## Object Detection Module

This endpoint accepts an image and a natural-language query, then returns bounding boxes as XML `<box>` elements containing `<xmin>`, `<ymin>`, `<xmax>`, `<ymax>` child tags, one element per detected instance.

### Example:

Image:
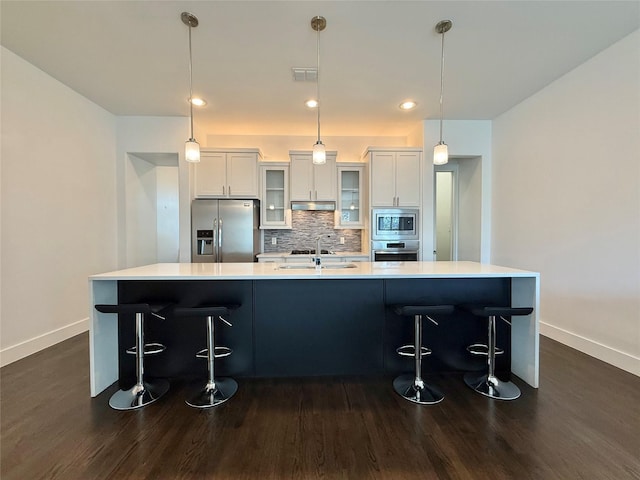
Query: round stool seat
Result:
<box><xmin>461</xmin><ymin>305</ymin><xmax>533</xmax><ymax>318</ymax></box>
<box><xmin>95</xmin><ymin>302</ymin><xmax>172</xmax><ymax>316</ymax></box>
<box><xmin>461</xmin><ymin>304</ymin><xmax>533</xmax><ymax>401</ymax></box>
<box><xmin>173</xmin><ymin>305</ymin><xmax>237</xmax><ymax>318</ymax></box>
<box><xmin>394</xmin><ymin>305</ymin><xmax>454</xmax><ymax>317</ymax></box>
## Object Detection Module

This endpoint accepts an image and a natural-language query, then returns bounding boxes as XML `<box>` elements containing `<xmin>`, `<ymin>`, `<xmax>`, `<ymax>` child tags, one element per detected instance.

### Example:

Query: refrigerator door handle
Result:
<box><xmin>218</xmin><ymin>217</ymin><xmax>223</xmax><ymax>262</ymax></box>
<box><xmin>212</xmin><ymin>218</ymin><xmax>218</xmax><ymax>262</ymax></box>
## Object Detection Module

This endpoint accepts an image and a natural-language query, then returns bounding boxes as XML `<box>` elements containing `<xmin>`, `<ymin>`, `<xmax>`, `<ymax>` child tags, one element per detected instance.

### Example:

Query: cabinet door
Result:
<box><xmin>227</xmin><ymin>152</ymin><xmax>258</xmax><ymax>198</ymax></box>
<box><xmin>313</xmin><ymin>155</ymin><xmax>336</xmax><ymax>201</ymax></box>
<box><xmin>195</xmin><ymin>152</ymin><xmax>226</xmax><ymax>197</ymax></box>
<box><xmin>290</xmin><ymin>155</ymin><xmax>313</xmax><ymax>201</ymax></box>
<box><xmin>260</xmin><ymin>166</ymin><xmax>291</xmax><ymax>229</ymax></box>
<box><xmin>337</xmin><ymin>167</ymin><xmax>364</xmax><ymax>228</ymax></box>
<box><xmin>370</xmin><ymin>152</ymin><xmax>396</xmax><ymax>207</ymax></box>
<box><xmin>395</xmin><ymin>151</ymin><xmax>421</xmax><ymax>207</ymax></box>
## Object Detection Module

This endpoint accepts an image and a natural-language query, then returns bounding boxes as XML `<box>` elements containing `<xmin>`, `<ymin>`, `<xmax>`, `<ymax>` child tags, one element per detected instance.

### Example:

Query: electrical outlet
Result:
<box><xmin>272</xmin><ymin>237</ymin><xmax>277</xmax><ymax>245</ymax></box>
<box><xmin>339</xmin><ymin>237</ymin><xmax>345</xmax><ymax>245</ymax></box>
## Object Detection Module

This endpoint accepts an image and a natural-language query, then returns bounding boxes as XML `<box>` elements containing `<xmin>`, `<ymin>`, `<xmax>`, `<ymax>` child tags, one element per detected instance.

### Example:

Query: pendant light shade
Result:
<box><xmin>182</xmin><ymin>12</ymin><xmax>200</xmax><ymax>163</ymax></box>
<box><xmin>185</xmin><ymin>139</ymin><xmax>200</xmax><ymax>162</ymax></box>
<box><xmin>311</xmin><ymin>16</ymin><xmax>327</xmax><ymax>165</ymax></box>
<box><xmin>313</xmin><ymin>141</ymin><xmax>326</xmax><ymax>164</ymax></box>
<box><xmin>434</xmin><ymin>20</ymin><xmax>452</xmax><ymax>166</ymax></box>
<box><xmin>433</xmin><ymin>142</ymin><xmax>448</xmax><ymax>165</ymax></box>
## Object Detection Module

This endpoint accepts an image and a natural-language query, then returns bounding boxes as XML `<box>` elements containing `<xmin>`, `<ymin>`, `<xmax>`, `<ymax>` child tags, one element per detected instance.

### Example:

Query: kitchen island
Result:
<box><xmin>89</xmin><ymin>261</ymin><xmax>539</xmax><ymax>397</ymax></box>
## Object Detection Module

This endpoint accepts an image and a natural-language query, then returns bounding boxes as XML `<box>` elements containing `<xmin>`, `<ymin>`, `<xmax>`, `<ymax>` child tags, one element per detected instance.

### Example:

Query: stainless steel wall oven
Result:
<box><xmin>371</xmin><ymin>240</ymin><xmax>420</xmax><ymax>262</ymax></box>
<box><xmin>371</xmin><ymin>208</ymin><xmax>420</xmax><ymax>261</ymax></box>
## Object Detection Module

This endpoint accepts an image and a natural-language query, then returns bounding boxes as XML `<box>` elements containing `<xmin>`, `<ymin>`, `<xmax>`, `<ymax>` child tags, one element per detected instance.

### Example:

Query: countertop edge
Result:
<box><xmin>89</xmin><ymin>262</ymin><xmax>540</xmax><ymax>281</ymax></box>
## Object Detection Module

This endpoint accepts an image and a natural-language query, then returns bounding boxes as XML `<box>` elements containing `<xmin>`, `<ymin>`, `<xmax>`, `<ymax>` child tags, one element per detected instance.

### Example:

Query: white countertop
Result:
<box><xmin>90</xmin><ymin>261</ymin><xmax>539</xmax><ymax>281</ymax></box>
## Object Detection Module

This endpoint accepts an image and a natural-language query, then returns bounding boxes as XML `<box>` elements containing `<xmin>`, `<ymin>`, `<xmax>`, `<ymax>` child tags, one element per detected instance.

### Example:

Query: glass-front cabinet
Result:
<box><xmin>260</xmin><ymin>162</ymin><xmax>291</xmax><ymax>229</ymax></box>
<box><xmin>336</xmin><ymin>164</ymin><xmax>365</xmax><ymax>228</ymax></box>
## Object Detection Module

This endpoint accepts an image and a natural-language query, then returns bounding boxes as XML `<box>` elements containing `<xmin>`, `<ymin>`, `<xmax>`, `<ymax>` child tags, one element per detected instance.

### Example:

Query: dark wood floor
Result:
<box><xmin>1</xmin><ymin>334</ymin><xmax>639</xmax><ymax>480</ymax></box>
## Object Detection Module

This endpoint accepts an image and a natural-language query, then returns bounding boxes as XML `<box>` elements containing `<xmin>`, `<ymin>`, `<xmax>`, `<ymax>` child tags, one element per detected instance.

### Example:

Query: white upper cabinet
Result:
<box><xmin>289</xmin><ymin>151</ymin><xmax>337</xmax><ymax>201</ymax></box>
<box><xmin>336</xmin><ymin>163</ymin><xmax>366</xmax><ymax>228</ymax></box>
<box><xmin>194</xmin><ymin>148</ymin><xmax>262</xmax><ymax>198</ymax></box>
<box><xmin>259</xmin><ymin>162</ymin><xmax>291</xmax><ymax>229</ymax></box>
<box><xmin>366</xmin><ymin>148</ymin><xmax>421</xmax><ymax>207</ymax></box>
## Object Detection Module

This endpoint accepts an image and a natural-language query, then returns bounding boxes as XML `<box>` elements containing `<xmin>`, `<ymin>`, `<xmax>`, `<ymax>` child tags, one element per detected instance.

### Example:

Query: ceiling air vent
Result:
<box><xmin>292</xmin><ymin>67</ymin><xmax>318</xmax><ymax>82</ymax></box>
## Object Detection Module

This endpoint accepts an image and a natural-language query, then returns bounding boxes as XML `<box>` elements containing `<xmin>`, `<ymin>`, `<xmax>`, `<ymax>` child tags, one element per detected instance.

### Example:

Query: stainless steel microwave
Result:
<box><xmin>371</xmin><ymin>208</ymin><xmax>419</xmax><ymax>240</ymax></box>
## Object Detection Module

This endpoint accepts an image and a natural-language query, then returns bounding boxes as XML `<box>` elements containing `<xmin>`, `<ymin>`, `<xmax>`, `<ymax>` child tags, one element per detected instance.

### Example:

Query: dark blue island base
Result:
<box><xmin>116</xmin><ymin>278</ymin><xmax>512</xmax><ymax>389</ymax></box>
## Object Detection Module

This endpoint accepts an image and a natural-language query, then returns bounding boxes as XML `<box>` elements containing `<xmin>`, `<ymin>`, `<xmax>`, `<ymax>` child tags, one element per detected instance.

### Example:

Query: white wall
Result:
<box><xmin>156</xmin><ymin>166</ymin><xmax>180</xmax><ymax>263</ymax></box>
<box><xmin>115</xmin><ymin>117</ymin><xmax>190</xmax><ymax>267</ymax></box>
<box><xmin>124</xmin><ymin>157</ymin><xmax>180</xmax><ymax>266</ymax></box>
<box><xmin>456</xmin><ymin>157</ymin><xmax>483</xmax><ymax>261</ymax></box>
<box><xmin>125</xmin><ymin>154</ymin><xmax>159</xmax><ymax>267</ymax></box>
<box><xmin>205</xmin><ymin>134</ymin><xmax>410</xmax><ymax>162</ymax></box>
<box><xmin>0</xmin><ymin>46</ymin><xmax>118</xmax><ymax>366</ymax></box>
<box><xmin>492</xmin><ymin>31</ymin><xmax>640</xmax><ymax>375</ymax></box>
<box><xmin>423</xmin><ymin>120</ymin><xmax>492</xmax><ymax>262</ymax></box>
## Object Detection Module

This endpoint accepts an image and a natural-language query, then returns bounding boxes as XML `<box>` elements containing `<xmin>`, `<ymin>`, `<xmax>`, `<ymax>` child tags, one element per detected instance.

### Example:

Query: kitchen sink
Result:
<box><xmin>276</xmin><ymin>263</ymin><xmax>358</xmax><ymax>270</ymax></box>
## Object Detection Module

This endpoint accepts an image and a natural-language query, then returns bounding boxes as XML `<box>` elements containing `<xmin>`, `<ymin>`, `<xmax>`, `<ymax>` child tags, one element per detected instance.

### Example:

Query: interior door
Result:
<box><xmin>434</xmin><ymin>168</ymin><xmax>457</xmax><ymax>261</ymax></box>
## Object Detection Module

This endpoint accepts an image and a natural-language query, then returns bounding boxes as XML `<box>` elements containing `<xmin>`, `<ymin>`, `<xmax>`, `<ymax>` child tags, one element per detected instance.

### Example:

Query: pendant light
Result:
<box><xmin>434</xmin><ymin>20</ymin><xmax>452</xmax><ymax>166</ymax></box>
<box><xmin>311</xmin><ymin>16</ymin><xmax>327</xmax><ymax>165</ymax></box>
<box><xmin>182</xmin><ymin>12</ymin><xmax>200</xmax><ymax>163</ymax></box>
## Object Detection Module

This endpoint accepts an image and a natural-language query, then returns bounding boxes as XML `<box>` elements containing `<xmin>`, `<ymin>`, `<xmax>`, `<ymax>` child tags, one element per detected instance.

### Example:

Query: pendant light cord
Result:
<box><xmin>316</xmin><ymin>16</ymin><xmax>321</xmax><ymax>143</ymax></box>
<box><xmin>438</xmin><ymin>27</ymin><xmax>445</xmax><ymax>144</ymax></box>
<box><xmin>188</xmin><ymin>22</ymin><xmax>194</xmax><ymax>140</ymax></box>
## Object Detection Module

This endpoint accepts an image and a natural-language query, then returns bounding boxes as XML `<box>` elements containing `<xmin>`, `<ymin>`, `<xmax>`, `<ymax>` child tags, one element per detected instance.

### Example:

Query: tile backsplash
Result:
<box><xmin>263</xmin><ymin>211</ymin><xmax>362</xmax><ymax>252</ymax></box>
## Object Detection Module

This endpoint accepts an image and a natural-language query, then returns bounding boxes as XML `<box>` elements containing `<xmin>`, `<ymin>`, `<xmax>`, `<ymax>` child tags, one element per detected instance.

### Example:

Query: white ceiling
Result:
<box><xmin>2</xmin><ymin>1</ymin><xmax>638</xmax><ymax>137</ymax></box>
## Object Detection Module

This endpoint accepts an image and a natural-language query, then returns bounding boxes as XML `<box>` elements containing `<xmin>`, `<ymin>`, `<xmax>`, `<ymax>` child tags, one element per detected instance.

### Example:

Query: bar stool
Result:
<box><xmin>461</xmin><ymin>305</ymin><xmax>533</xmax><ymax>400</ymax></box>
<box><xmin>173</xmin><ymin>305</ymin><xmax>239</xmax><ymax>408</ymax></box>
<box><xmin>392</xmin><ymin>305</ymin><xmax>454</xmax><ymax>404</ymax></box>
<box><xmin>94</xmin><ymin>302</ymin><xmax>171</xmax><ymax>410</ymax></box>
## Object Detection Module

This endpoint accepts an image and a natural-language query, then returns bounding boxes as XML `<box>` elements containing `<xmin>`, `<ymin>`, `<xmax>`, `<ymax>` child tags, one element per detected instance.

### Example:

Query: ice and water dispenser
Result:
<box><xmin>196</xmin><ymin>229</ymin><xmax>214</xmax><ymax>256</ymax></box>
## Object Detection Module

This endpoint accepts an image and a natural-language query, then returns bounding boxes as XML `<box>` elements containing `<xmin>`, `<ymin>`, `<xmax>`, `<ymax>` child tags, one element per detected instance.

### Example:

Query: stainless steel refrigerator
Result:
<box><xmin>191</xmin><ymin>199</ymin><xmax>260</xmax><ymax>263</ymax></box>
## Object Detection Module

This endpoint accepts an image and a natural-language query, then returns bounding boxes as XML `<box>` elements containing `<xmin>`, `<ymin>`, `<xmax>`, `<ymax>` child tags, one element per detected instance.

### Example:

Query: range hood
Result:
<box><xmin>291</xmin><ymin>201</ymin><xmax>336</xmax><ymax>211</ymax></box>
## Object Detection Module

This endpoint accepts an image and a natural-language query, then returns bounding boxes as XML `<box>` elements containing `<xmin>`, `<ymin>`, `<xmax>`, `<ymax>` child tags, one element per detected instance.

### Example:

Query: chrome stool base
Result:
<box><xmin>109</xmin><ymin>379</ymin><xmax>170</xmax><ymax>410</ymax></box>
<box><xmin>464</xmin><ymin>372</ymin><xmax>521</xmax><ymax>401</ymax></box>
<box><xmin>393</xmin><ymin>373</ymin><xmax>444</xmax><ymax>405</ymax></box>
<box><xmin>186</xmin><ymin>377</ymin><xmax>238</xmax><ymax>408</ymax></box>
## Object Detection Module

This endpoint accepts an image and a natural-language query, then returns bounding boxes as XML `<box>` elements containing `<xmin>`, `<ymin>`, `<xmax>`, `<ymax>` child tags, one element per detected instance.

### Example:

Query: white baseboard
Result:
<box><xmin>540</xmin><ymin>321</ymin><xmax>640</xmax><ymax>377</ymax></box>
<box><xmin>0</xmin><ymin>318</ymin><xmax>89</xmax><ymax>367</ymax></box>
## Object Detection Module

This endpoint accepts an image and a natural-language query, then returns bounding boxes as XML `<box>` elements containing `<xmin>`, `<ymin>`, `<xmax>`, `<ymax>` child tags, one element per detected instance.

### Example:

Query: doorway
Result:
<box><xmin>125</xmin><ymin>152</ymin><xmax>179</xmax><ymax>267</ymax></box>
<box><xmin>434</xmin><ymin>157</ymin><xmax>483</xmax><ymax>262</ymax></box>
<box><xmin>434</xmin><ymin>166</ymin><xmax>458</xmax><ymax>261</ymax></box>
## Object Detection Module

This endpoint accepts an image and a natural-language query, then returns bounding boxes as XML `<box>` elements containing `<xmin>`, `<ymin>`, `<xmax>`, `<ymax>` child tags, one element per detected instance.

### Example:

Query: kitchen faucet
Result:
<box><xmin>314</xmin><ymin>234</ymin><xmax>332</xmax><ymax>267</ymax></box>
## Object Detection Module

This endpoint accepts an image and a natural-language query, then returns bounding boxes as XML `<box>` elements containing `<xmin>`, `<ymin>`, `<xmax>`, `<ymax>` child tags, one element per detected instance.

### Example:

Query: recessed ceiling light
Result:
<box><xmin>399</xmin><ymin>101</ymin><xmax>417</xmax><ymax>110</ymax></box>
<box><xmin>305</xmin><ymin>99</ymin><xmax>318</xmax><ymax>108</ymax></box>
<box><xmin>189</xmin><ymin>97</ymin><xmax>207</xmax><ymax>107</ymax></box>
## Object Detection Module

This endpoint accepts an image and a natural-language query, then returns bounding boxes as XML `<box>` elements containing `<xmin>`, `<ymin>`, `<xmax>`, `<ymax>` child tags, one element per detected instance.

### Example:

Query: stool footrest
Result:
<box><xmin>126</xmin><ymin>343</ymin><xmax>166</xmax><ymax>356</ymax></box>
<box><xmin>466</xmin><ymin>343</ymin><xmax>504</xmax><ymax>356</ymax></box>
<box><xmin>396</xmin><ymin>345</ymin><xmax>431</xmax><ymax>357</ymax></box>
<box><xmin>196</xmin><ymin>346</ymin><xmax>233</xmax><ymax>359</ymax></box>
